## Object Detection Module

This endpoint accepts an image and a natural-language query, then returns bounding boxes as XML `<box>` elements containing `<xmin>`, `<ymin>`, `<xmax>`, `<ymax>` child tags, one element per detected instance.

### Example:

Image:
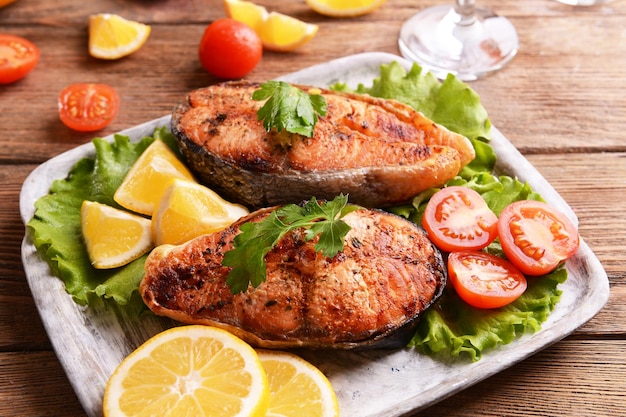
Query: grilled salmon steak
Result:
<box><xmin>140</xmin><ymin>206</ymin><xmax>446</xmax><ymax>349</ymax></box>
<box><xmin>171</xmin><ymin>80</ymin><xmax>475</xmax><ymax>209</ymax></box>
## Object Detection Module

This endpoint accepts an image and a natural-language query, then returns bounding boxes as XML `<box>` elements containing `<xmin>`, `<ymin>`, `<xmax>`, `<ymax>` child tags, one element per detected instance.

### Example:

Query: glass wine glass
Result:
<box><xmin>398</xmin><ymin>0</ymin><xmax>519</xmax><ymax>81</ymax></box>
<box><xmin>554</xmin><ymin>0</ymin><xmax>612</xmax><ymax>4</ymax></box>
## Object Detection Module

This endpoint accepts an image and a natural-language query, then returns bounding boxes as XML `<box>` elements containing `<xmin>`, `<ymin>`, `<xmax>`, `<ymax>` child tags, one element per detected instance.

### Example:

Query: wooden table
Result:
<box><xmin>2</xmin><ymin>0</ymin><xmax>625</xmax><ymax>416</ymax></box>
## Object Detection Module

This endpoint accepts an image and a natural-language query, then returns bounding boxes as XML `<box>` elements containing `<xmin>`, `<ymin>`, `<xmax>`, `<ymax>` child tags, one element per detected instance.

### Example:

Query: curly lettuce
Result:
<box><xmin>410</xmin><ymin>268</ymin><xmax>566</xmax><ymax>361</ymax></box>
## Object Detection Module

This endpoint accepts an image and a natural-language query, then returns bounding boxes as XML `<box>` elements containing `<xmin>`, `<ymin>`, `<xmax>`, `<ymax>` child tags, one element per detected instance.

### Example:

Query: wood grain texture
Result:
<box><xmin>1</xmin><ymin>0</ymin><xmax>625</xmax><ymax>416</ymax></box>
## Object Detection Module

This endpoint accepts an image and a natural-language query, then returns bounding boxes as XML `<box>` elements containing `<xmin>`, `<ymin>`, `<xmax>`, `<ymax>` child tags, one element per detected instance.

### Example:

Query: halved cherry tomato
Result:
<box><xmin>498</xmin><ymin>200</ymin><xmax>579</xmax><ymax>276</ymax></box>
<box><xmin>0</xmin><ymin>34</ymin><xmax>40</xmax><ymax>84</ymax></box>
<box><xmin>422</xmin><ymin>186</ymin><xmax>498</xmax><ymax>252</ymax></box>
<box><xmin>198</xmin><ymin>18</ymin><xmax>262</xmax><ymax>79</ymax></box>
<box><xmin>448</xmin><ymin>251</ymin><xmax>528</xmax><ymax>309</ymax></box>
<box><xmin>58</xmin><ymin>83</ymin><xmax>120</xmax><ymax>132</ymax></box>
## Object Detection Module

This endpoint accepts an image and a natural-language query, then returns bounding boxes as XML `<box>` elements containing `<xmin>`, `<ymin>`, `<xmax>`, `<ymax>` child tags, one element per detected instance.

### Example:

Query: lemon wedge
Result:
<box><xmin>103</xmin><ymin>325</ymin><xmax>270</xmax><ymax>417</ymax></box>
<box><xmin>223</xmin><ymin>0</ymin><xmax>268</xmax><ymax>31</ymax></box>
<box><xmin>258</xmin><ymin>350</ymin><xmax>340</xmax><ymax>417</ymax></box>
<box><xmin>113</xmin><ymin>139</ymin><xmax>196</xmax><ymax>216</ymax></box>
<box><xmin>89</xmin><ymin>13</ymin><xmax>151</xmax><ymax>60</ymax></box>
<box><xmin>80</xmin><ymin>200</ymin><xmax>153</xmax><ymax>269</ymax></box>
<box><xmin>224</xmin><ymin>0</ymin><xmax>318</xmax><ymax>51</ymax></box>
<box><xmin>152</xmin><ymin>179</ymin><xmax>249</xmax><ymax>246</ymax></box>
<box><xmin>305</xmin><ymin>0</ymin><xmax>387</xmax><ymax>17</ymax></box>
<box><xmin>258</xmin><ymin>12</ymin><xmax>318</xmax><ymax>52</ymax></box>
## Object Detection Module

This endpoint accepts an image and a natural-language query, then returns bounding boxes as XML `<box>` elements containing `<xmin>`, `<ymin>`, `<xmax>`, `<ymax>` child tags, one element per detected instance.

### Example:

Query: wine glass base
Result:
<box><xmin>398</xmin><ymin>5</ymin><xmax>519</xmax><ymax>81</ymax></box>
<box><xmin>554</xmin><ymin>0</ymin><xmax>612</xmax><ymax>5</ymax></box>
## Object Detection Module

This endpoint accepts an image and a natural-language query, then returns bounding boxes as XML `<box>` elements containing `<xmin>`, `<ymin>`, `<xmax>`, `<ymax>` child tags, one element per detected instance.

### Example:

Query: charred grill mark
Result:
<box><xmin>333</xmin><ymin>130</ymin><xmax>351</xmax><ymax>141</ymax></box>
<box><xmin>197</xmin><ymin>299</ymin><xmax>227</xmax><ymax>314</ymax></box>
<box><xmin>402</xmin><ymin>144</ymin><xmax>431</xmax><ymax>160</ymax></box>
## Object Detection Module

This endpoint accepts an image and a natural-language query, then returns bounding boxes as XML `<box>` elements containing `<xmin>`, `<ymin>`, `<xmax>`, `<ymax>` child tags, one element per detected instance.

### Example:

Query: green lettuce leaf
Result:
<box><xmin>332</xmin><ymin>61</ymin><xmax>492</xmax><ymax>141</ymax></box>
<box><xmin>409</xmin><ymin>268</ymin><xmax>566</xmax><ymax>361</ymax></box>
<box><xmin>27</xmin><ymin>127</ymin><xmax>176</xmax><ymax>306</ymax></box>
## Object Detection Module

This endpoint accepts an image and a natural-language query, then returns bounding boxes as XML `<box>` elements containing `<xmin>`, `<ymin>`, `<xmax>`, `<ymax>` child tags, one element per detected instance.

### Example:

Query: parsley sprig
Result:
<box><xmin>222</xmin><ymin>195</ymin><xmax>359</xmax><ymax>293</ymax></box>
<box><xmin>252</xmin><ymin>80</ymin><xmax>327</xmax><ymax>137</ymax></box>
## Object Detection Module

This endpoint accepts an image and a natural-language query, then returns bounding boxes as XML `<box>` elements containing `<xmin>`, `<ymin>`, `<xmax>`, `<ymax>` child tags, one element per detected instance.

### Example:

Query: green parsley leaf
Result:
<box><xmin>252</xmin><ymin>80</ymin><xmax>327</xmax><ymax>137</ymax></box>
<box><xmin>222</xmin><ymin>194</ymin><xmax>359</xmax><ymax>293</ymax></box>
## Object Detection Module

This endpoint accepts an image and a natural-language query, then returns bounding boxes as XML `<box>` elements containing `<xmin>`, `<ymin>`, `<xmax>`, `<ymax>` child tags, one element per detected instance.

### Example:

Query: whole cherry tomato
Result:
<box><xmin>198</xmin><ymin>18</ymin><xmax>262</xmax><ymax>79</ymax></box>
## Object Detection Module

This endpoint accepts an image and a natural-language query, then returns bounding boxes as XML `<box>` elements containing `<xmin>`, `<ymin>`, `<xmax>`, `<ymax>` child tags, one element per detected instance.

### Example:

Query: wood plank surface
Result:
<box><xmin>1</xmin><ymin>0</ymin><xmax>625</xmax><ymax>416</ymax></box>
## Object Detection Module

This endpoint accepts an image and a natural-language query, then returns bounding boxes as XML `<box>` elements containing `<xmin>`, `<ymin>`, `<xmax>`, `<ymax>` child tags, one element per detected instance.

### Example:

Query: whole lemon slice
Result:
<box><xmin>89</xmin><ymin>13</ymin><xmax>151</xmax><ymax>60</ymax></box>
<box><xmin>152</xmin><ymin>179</ymin><xmax>249</xmax><ymax>246</ymax></box>
<box><xmin>258</xmin><ymin>350</ymin><xmax>340</xmax><ymax>417</ymax></box>
<box><xmin>80</xmin><ymin>200</ymin><xmax>153</xmax><ymax>269</ymax></box>
<box><xmin>224</xmin><ymin>0</ymin><xmax>318</xmax><ymax>52</ymax></box>
<box><xmin>305</xmin><ymin>0</ymin><xmax>387</xmax><ymax>17</ymax></box>
<box><xmin>103</xmin><ymin>325</ymin><xmax>270</xmax><ymax>417</ymax></box>
<box><xmin>113</xmin><ymin>139</ymin><xmax>196</xmax><ymax>216</ymax></box>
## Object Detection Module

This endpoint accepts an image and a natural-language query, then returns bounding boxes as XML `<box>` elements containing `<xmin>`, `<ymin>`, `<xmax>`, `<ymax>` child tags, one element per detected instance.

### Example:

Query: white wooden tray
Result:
<box><xmin>20</xmin><ymin>52</ymin><xmax>609</xmax><ymax>417</ymax></box>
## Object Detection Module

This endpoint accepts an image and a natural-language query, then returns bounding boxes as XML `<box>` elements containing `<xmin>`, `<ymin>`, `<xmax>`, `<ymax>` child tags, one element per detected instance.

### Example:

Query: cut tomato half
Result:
<box><xmin>0</xmin><ymin>34</ymin><xmax>40</xmax><ymax>84</ymax></box>
<box><xmin>422</xmin><ymin>186</ymin><xmax>498</xmax><ymax>252</ymax></box>
<box><xmin>498</xmin><ymin>200</ymin><xmax>579</xmax><ymax>276</ymax></box>
<box><xmin>448</xmin><ymin>251</ymin><xmax>528</xmax><ymax>309</ymax></box>
<box><xmin>58</xmin><ymin>83</ymin><xmax>120</xmax><ymax>132</ymax></box>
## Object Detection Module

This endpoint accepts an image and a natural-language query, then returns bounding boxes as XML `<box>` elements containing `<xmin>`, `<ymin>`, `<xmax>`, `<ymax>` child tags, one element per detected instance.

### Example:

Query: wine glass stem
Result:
<box><xmin>454</xmin><ymin>0</ymin><xmax>477</xmax><ymax>25</ymax></box>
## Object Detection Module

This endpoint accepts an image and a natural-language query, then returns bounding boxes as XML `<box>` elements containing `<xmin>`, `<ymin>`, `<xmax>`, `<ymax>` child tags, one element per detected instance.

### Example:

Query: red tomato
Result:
<box><xmin>448</xmin><ymin>251</ymin><xmax>527</xmax><ymax>309</ymax></box>
<box><xmin>198</xmin><ymin>18</ymin><xmax>262</xmax><ymax>79</ymax></box>
<box><xmin>498</xmin><ymin>200</ymin><xmax>579</xmax><ymax>276</ymax></box>
<box><xmin>422</xmin><ymin>186</ymin><xmax>498</xmax><ymax>252</ymax></box>
<box><xmin>0</xmin><ymin>34</ymin><xmax>40</xmax><ymax>84</ymax></box>
<box><xmin>58</xmin><ymin>83</ymin><xmax>120</xmax><ymax>132</ymax></box>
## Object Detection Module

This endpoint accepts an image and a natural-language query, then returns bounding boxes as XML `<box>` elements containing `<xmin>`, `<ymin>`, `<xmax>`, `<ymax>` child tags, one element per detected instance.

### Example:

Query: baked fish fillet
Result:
<box><xmin>171</xmin><ymin>80</ymin><xmax>475</xmax><ymax>209</ymax></box>
<box><xmin>140</xmin><ymin>206</ymin><xmax>446</xmax><ymax>349</ymax></box>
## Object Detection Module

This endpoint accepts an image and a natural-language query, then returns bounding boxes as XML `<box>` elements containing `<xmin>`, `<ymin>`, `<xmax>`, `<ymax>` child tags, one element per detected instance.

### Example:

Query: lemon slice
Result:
<box><xmin>89</xmin><ymin>13</ymin><xmax>151</xmax><ymax>60</ymax></box>
<box><xmin>224</xmin><ymin>0</ymin><xmax>318</xmax><ymax>52</ymax></box>
<box><xmin>103</xmin><ymin>325</ymin><xmax>270</xmax><ymax>417</ymax></box>
<box><xmin>258</xmin><ymin>350</ymin><xmax>340</xmax><ymax>417</ymax></box>
<box><xmin>80</xmin><ymin>200</ymin><xmax>153</xmax><ymax>269</ymax></box>
<box><xmin>305</xmin><ymin>0</ymin><xmax>387</xmax><ymax>17</ymax></box>
<box><xmin>152</xmin><ymin>179</ymin><xmax>249</xmax><ymax>246</ymax></box>
<box><xmin>113</xmin><ymin>139</ymin><xmax>196</xmax><ymax>216</ymax></box>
